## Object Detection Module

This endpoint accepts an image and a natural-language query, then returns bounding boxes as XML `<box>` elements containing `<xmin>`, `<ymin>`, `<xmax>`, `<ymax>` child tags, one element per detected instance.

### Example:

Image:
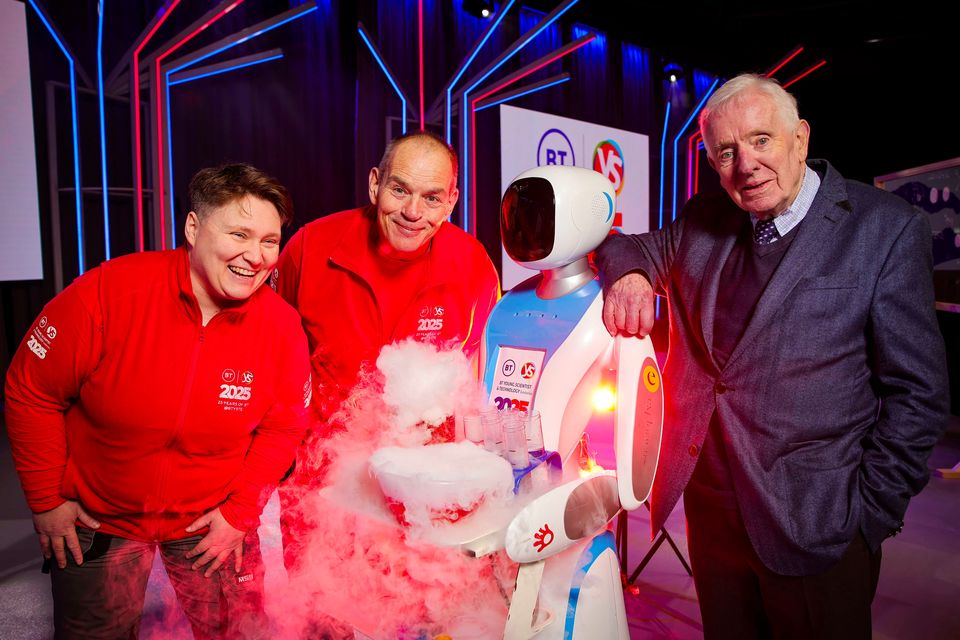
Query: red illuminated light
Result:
<box><xmin>765</xmin><ymin>46</ymin><xmax>804</xmax><ymax>79</ymax></box>
<box><xmin>133</xmin><ymin>0</ymin><xmax>182</xmax><ymax>251</ymax></box>
<box><xmin>154</xmin><ymin>0</ymin><xmax>245</xmax><ymax>249</ymax></box>
<box><xmin>782</xmin><ymin>60</ymin><xmax>827</xmax><ymax>89</ymax></box>
<box><xmin>418</xmin><ymin>0</ymin><xmax>425</xmax><ymax>131</ymax></box>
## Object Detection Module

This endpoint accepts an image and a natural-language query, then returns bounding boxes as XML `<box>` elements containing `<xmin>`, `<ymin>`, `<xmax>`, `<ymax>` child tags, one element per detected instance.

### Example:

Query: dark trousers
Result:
<box><xmin>51</xmin><ymin>528</ymin><xmax>267</xmax><ymax>640</ymax></box>
<box><xmin>683</xmin><ymin>490</ymin><xmax>881</xmax><ymax>640</ymax></box>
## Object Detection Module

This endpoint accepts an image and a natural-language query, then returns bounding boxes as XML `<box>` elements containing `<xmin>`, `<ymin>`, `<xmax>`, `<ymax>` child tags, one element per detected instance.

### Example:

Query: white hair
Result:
<box><xmin>699</xmin><ymin>73</ymin><xmax>800</xmax><ymax>135</ymax></box>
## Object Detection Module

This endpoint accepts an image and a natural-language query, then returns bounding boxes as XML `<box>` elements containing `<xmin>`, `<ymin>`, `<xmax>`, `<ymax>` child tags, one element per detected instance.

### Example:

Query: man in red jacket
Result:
<box><xmin>5</xmin><ymin>164</ymin><xmax>311</xmax><ymax>638</ymax></box>
<box><xmin>273</xmin><ymin>131</ymin><xmax>500</xmax><ymax>571</ymax></box>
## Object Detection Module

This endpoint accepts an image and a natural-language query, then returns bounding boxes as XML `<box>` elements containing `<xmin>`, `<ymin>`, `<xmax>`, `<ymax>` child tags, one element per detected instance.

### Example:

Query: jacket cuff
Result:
<box><xmin>218</xmin><ymin>500</ymin><xmax>259</xmax><ymax>532</ymax></box>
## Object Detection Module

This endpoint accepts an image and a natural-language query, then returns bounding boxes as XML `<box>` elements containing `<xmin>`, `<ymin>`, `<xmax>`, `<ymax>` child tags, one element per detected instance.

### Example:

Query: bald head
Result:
<box><xmin>378</xmin><ymin>131</ymin><xmax>458</xmax><ymax>190</ymax></box>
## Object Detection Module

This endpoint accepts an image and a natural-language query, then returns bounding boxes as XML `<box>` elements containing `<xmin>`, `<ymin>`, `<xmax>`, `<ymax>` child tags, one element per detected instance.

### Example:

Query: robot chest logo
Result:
<box><xmin>537</xmin><ymin>128</ymin><xmax>575</xmax><ymax>166</ymax></box>
<box><xmin>533</xmin><ymin>523</ymin><xmax>555</xmax><ymax>552</ymax></box>
<box><xmin>593</xmin><ymin>139</ymin><xmax>625</xmax><ymax>195</ymax></box>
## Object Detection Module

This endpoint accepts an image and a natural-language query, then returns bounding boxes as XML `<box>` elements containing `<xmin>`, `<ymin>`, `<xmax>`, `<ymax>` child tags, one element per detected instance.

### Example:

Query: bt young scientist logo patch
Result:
<box><xmin>27</xmin><ymin>316</ymin><xmax>57</xmax><ymax>360</ymax></box>
<box><xmin>217</xmin><ymin>365</ymin><xmax>255</xmax><ymax>412</ymax></box>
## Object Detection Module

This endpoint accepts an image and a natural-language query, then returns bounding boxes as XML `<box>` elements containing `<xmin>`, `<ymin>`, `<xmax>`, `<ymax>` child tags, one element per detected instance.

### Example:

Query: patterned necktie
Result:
<box><xmin>754</xmin><ymin>217</ymin><xmax>780</xmax><ymax>245</ymax></box>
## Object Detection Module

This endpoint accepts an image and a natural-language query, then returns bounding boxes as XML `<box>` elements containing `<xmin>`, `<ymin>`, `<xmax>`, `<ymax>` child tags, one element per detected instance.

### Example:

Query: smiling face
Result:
<box><xmin>184</xmin><ymin>194</ymin><xmax>282</xmax><ymax>319</ymax></box>
<box><xmin>368</xmin><ymin>139</ymin><xmax>459</xmax><ymax>257</ymax></box>
<box><xmin>703</xmin><ymin>89</ymin><xmax>810</xmax><ymax>219</ymax></box>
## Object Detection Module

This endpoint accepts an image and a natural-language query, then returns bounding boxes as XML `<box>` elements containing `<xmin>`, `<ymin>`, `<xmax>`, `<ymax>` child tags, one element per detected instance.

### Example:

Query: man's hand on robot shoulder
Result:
<box><xmin>33</xmin><ymin>500</ymin><xmax>101</xmax><ymax>569</ymax></box>
<box><xmin>602</xmin><ymin>272</ymin><xmax>655</xmax><ymax>338</ymax></box>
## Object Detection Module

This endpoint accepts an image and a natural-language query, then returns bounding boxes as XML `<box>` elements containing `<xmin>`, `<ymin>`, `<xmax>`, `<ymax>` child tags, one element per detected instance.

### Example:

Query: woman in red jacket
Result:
<box><xmin>4</xmin><ymin>164</ymin><xmax>311</xmax><ymax>638</ymax></box>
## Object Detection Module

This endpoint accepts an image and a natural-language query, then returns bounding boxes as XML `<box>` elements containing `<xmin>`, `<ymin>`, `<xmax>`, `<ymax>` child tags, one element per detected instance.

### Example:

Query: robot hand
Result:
<box><xmin>504</xmin><ymin>471</ymin><xmax>620</xmax><ymax>563</ymax></box>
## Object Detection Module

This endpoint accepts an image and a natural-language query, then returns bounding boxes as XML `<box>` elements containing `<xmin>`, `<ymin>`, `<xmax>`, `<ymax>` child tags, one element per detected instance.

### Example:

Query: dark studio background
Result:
<box><xmin>0</xmin><ymin>0</ymin><xmax>957</xmax><ymax>411</ymax></box>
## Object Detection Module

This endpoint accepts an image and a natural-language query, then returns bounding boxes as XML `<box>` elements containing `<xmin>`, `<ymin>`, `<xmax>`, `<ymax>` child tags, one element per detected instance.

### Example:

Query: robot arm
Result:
<box><xmin>614</xmin><ymin>334</ymin><xmax>663</xmax><ymax>511</ymax></box>
<box><xmin>502</xmin><ymin>334</ymin><xmax>662</xmax><ymax>563</ymax></box>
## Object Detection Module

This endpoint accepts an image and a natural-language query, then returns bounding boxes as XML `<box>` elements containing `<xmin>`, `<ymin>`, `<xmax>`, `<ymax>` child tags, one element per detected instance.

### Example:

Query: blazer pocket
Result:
<box><xmin>797</xmin><ymin>273</ymin><xmax>860</xmax><ymax>291</ymax></box>
<box><xmin>795</xmin><ymin>273</ymin><xmax>859</xmax><ymax>290</ymax></box>
<box><xmin>783</xmin><ymin>459</ymin><xmax>855</xmax><ymax>549</ymax></box>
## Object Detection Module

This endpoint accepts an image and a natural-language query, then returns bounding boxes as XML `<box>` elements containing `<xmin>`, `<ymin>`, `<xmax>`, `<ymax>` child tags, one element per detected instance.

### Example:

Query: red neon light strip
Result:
<box><xmin>154</xmin><ymin>60</ymin><xmax>166</xmax><ymax>249</ymax></box>
<box><xmin>154</xmin><ymin>0</ymin><xmax>244</xmax><ymax>249</ymax></box>
<box><xmin>694</xmin><ymin>140</ymin><xmax>701</xmax><ymax>195</ymax></box>
<box><xmin>687</xmin><ymin>132</ymin><xmax>695</xmax><ymax>199</ymax></box>
<box><xmin>418</xmin><ymin>0</ymin><xmax>425</xmax><ymax>130</ymax></box>
<box><xmin>470</xmin><ymin>104</ymin><xmax>477</xmax><ymax>235</ymax></box>
<box><xmin>474</xmin><ymin>36</ymin><xmax>595</xmax><ymax>104</ymax></box>
<box><xmin>687</xmin><ymin>131</ymin><xmax>702</xmax><ymax>199</ymax></box>
<box><xmin>782</xmin><ymin>60</ymin><xmax>827</xmax><ymax>89</ymax></box>
<box><xmin>133</xmin><ymin>0</ymin><xmax>181</xmax><ymax>251</ymax></box>
<box><xmin>470</xmin><ymin>36</ymin><xmax>596</xmax><ymax>232</ymax></box>
<box><xmin>765</xmin><ymin>46</ymin><xmax>803</xmax><ymax>79</ymax></box>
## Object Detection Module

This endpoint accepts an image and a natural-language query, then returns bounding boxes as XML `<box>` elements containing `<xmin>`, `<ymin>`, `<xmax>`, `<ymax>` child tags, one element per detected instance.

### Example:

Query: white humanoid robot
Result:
<box><xmin>481</xmin><ymin>165</ymin><xmax>664</xmax><ymax>639</ymax></box>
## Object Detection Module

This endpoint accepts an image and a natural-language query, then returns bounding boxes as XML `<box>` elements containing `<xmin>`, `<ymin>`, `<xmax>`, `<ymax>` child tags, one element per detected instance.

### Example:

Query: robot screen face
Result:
<box><xmin>501</xmin><ymin>177</ymin><xmax>556</xmax><ymax>262</ymax></box>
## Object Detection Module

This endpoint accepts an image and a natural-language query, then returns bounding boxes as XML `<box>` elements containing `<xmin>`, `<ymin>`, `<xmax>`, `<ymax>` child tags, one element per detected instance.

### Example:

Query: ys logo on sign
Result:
<box><xmin>593</xmin><ymin>139</ymin><xmax>625</xmax><ymax>195</ymax></box>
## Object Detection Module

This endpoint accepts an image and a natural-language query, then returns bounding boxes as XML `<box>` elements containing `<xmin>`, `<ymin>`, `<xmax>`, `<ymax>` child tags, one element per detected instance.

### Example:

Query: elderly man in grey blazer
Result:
<box><xmin>597</xmin><ymin>74</ymin><xmax>948</xmax><ymax>638</ymax></box>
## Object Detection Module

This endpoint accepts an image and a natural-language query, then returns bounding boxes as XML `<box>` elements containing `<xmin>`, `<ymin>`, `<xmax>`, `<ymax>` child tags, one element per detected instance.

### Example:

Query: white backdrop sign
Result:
<box><xmin>0</xmin><ymin>0</ymin><xmax>43</xmax><ymax>281</ymax></box>
<box><xmin>499</xmin><ymin>105</ymin><xmax>649</xmax><ymax>289</ymax></box>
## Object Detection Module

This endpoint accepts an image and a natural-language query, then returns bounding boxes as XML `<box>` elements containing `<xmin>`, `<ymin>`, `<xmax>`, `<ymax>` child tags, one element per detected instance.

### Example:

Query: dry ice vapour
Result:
<box><xmin>275</xmin><ymin>339</ymin><xmax>517</xmax><ymax>639</ymax></box>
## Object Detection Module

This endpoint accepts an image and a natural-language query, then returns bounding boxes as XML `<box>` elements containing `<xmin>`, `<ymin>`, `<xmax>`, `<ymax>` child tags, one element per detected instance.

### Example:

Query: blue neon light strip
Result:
<box><xmin>462</xmin><ymin>0</ymin><xmax>580</xmax><ymax>233</ymax></box>
<box><xmin>444</xmin><ymin>0</ymin><xmax>515</xmax><ymax>142</ymax></box>
<box><xmin>474</xmin><ymin>75</ymin><xmax>569</xmax><ymax>112</ymax></box>
<box><xmin>357</xmin><ymin>27</ymin><xmax>406</xmax><ymax>135</ymax></box>
<box><xmin>166</xmin><ymin>7</ymin><xmax>317</xmax><ymax>76</ymax></box>
<box><xmin>671</xmin><ymin>78</ymin><xmax>718</xmax><ymax>221</ymax></box>
<box><xmin>169</xmin><ymin>53</ymin><xmax>284</xmax><ymax>86</ymax></box>
<box><xmin>97</xmin><ymin>0</ymin><xmax>110</xmax><ymax>260</ymax></box>
<box><xmin>27</xmin><ymin>0</ymin><xmax>84</xmax><ymax>274</ymax></box>
<box><xmin>658</xmin><ymin>101</ymin><xmax>671</xmax><ymax>231</ymax></box>
<box><xmin>165</xmin><ymin>7</ymin><xmax>316</xmax><ymax>248</ymax></box>
<box><xmin>656</xmin><ymin>101</ymin><xmax>670</xmax><ymax>320</ymax></box>
<box><xmin>166</xmin><ymin>73</ymin><xmax>176</xmax><ymax>247</ymax></box>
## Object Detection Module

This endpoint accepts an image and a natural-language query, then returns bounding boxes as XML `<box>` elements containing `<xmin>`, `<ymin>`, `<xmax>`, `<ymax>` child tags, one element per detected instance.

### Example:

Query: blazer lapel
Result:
<box><xmin>723</xmin><ymin>163</ymin><xmax>848</xmax><ymax>370</ymax></box>
<box><xmin>699</xmin><ymin>231</ymin><xmax>738</xmax><ymax>369</ymax></box>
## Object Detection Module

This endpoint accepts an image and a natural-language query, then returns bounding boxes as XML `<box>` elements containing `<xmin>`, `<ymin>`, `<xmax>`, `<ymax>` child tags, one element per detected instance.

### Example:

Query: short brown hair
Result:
<box><xmin>189</xmin><ymin>163</ymin><xmax>293</xmax><ymax>225</ymax></box>
<box><xmin>378</xmin><ymin>131</ymin><xmax>458</xmax><ymax>183</ymax></box>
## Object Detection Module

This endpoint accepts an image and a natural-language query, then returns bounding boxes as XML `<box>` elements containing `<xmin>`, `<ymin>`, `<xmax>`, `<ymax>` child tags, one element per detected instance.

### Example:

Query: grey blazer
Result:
<box><xmin>596</xmin><ymin>160</ymin><xmax>948</xmax><ymax>576</ymax></box>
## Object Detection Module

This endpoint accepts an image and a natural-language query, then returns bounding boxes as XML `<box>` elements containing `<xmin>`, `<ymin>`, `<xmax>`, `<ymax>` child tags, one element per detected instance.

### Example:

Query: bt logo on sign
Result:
<box><xmin>537</xmin><ymin>128</ymin><xmax>575</xmax><ymax>166</ymax></box>
<box><xmin>593</xmin><ymin>139</ymin><xmax>625</xmax><ymax>195</ymax></box>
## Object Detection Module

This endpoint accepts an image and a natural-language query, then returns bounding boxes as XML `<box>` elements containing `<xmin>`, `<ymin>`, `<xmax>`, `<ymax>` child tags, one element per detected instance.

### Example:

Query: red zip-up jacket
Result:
<box><xmin>273</xmin><ymin>206</ymin><xmax>500</xmax><ymax>423</ymax></box>
<box><xmin>4</xmin><ymin>248</ymin><xmax>311</xmax><ymax>541</ymax></box>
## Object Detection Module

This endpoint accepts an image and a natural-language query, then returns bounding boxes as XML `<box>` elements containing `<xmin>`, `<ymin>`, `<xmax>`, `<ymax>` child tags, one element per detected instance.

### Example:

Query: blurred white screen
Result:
<box><xmin>0</xmin><ymin>0</ymin><xmax>43</xmax><ymax>281</ymax></box>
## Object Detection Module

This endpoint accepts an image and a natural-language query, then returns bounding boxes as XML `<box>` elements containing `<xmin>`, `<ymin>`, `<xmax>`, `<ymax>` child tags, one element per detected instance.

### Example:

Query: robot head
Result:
<box><xmin>501</xmin><ymin>165</ymin><xmax>615</xmax><ymax>270</ymax></box>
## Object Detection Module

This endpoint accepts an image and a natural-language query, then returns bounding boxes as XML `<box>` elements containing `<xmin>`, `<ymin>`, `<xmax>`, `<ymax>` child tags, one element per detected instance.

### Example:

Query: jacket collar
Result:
<box><xmin>328</xmin><ymin>205</ymin><xmax>466</xmax><ymax>288</ymax></box>
<box><xmin>174</xmin><ymin>246</ymin><xmax>259</xmax><ymax>323</ymax></box>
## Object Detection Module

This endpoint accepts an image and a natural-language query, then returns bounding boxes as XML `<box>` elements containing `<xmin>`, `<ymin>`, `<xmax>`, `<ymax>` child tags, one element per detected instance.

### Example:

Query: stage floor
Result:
<box><xmin>2</xmin><ymin>417</ymin><xmax>958</xmax><ymax>639</ymax></box>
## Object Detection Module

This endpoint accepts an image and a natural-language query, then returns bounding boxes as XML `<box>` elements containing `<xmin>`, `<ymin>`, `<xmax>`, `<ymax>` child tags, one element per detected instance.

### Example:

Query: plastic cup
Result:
<box><xmin>480</xmin><ymin>407</ymin><xmax>503</xmax><ymax>455</ymax></box>
<box><xmin>502</xmin><ymin>413</ymin><xmax>530</xmax><ymax>469</ymax></box>
<box><xmin>463</xmin><ymin>414</ymin><xmax>483</xmax><ymax>445</ymax></box>
<box><xmin>525</xmin><ymin>410</ymin><xmax>545</xmax><ymax>457</ymax></box>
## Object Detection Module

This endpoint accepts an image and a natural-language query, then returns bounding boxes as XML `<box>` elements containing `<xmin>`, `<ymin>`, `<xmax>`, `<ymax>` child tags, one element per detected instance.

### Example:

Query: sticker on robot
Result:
<box><xmin>489</xmin><ymin>346</ymin><xmax>546</xmax><ymax>412</ymax></box>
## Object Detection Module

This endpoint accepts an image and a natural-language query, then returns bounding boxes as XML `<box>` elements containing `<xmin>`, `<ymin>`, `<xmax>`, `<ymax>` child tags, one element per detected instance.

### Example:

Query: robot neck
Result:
<box><xmin>536</xmin><ymin>257</ymin><xmax>596</xmax><ymax>299</ymax></box>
